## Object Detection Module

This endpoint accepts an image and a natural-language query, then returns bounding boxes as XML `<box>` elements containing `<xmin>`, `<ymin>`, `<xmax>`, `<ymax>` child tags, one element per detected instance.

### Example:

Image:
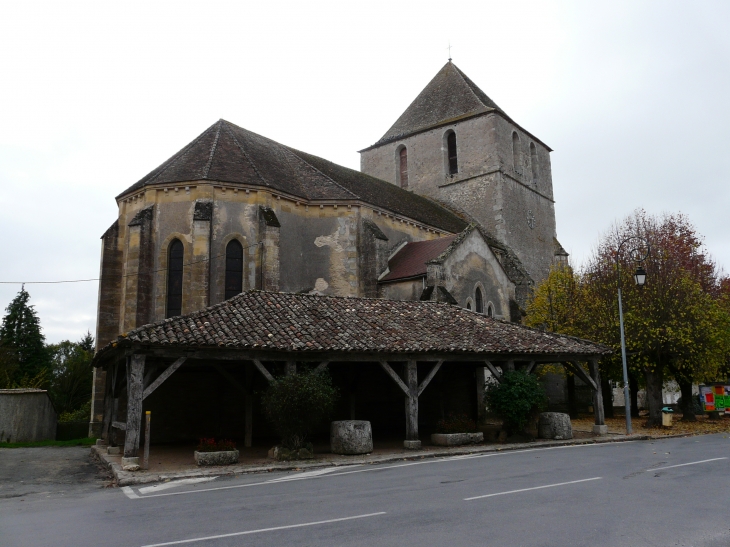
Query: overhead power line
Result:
<box><xmin>0</xmin><ymin>242</ymin><xmax>263</xmax><ymax>286</ymax></box>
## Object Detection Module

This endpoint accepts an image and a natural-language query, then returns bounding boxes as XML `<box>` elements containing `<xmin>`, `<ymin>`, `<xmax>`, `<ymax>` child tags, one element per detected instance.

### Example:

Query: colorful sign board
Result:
<box><xmin>699</xmin><ymin>385</ymin><xmax>730</xmax><ymax>414</ymax></box>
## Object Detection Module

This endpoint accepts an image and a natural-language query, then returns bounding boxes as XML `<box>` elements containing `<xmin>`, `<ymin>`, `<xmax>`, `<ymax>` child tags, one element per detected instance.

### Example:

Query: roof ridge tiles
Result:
<box><xmin>286</xmin><ymin>147</ymin><xmax>360</xmax><ymax>200</ymax></box>
<box><xmin>201</xmin><ymin>120</ymin><xmax>223</xmax><ymax>179</ymax></box>
<box><xmin>220</xmin><ymin>120</ymin><xmax>271</xmax><ymax>188</ymax></box>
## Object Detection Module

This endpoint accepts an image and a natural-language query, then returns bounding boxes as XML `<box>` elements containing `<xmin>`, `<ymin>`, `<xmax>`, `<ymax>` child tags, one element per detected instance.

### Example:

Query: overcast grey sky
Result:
<box><xmin>1</xmin><ymin>0</ymin><xmax>728</xmax><ymax>343</ymax></box>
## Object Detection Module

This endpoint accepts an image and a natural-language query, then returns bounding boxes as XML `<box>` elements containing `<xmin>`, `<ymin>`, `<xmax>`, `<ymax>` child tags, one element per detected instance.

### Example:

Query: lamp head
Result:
<box><xmin>634</xmin><ymin>266</ymin><xmax>647</xmax><ymax>287</ymax></box>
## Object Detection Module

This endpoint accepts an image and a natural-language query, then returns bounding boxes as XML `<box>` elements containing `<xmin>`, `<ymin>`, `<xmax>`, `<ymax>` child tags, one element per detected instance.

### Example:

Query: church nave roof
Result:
<box><xmin>119</xmin><ymin>119</ymin><xmax>468</xmax><ymax>234</ymax></box>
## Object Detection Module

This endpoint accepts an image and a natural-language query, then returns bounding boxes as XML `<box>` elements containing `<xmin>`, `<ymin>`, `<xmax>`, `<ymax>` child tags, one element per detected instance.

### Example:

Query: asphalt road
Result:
<box><xmin>1</xmin><ymin>435</ymin><xmax>729</xmax><ymax>547</ymax></box>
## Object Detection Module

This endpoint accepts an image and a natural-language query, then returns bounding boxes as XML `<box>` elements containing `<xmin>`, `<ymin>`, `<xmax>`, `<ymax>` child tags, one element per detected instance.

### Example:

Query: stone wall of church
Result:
<box><xmin>436</xmin><ymin>229</ymin><xmax>514</xmax><ymax>318</ymax></box>
<box><xmin>359</xmin><ymin>112</ymin><xmax>558</xmax><ymax>283</ymax></box>
<box><xmin>105</xmin><ymin>183</ymin><xmax>449</xmax><ymax>339</ymax></box>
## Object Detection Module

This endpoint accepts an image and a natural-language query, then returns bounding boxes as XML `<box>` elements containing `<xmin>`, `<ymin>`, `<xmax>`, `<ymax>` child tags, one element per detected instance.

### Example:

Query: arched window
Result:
<box><xmin>397</xmin><ymin>146</ymin><xmax>408</xmax><ymax>189</ymax></box>
<box><xmin>530</xmin><ymin>142</ymin><xmax>538</xmax><ymax>184</ymax></box>
<box><xmin>466</xmin><ymin>301</ymin><xmax>472</xmax><ymax>311</ymax></box>
<box><xmin>512</xmin><ymin>132</ymin><xmax>521</xmax><ymax>174</ymax></box>
<box><xmin>225</xmin><ymin>240</ymin><xmax>244</xmax><ymax>300</ymax></box>
<box><xmin>475</xmin><ymin>287</ymin><xmax>484</xmax><ymax>314</ymax></box>
<box><xmin>487</xmin><ymin>304</ymin><xmax>494</xmax><ymax>318</ymax></box>
<box><xmin>446</xmin><ymin>131</ymin><xmax>458</xmax><ymax>175</ymax></box>
<box><xmin>166</xmin><ymin>239</ymin><xmax>184</xmax><ymax>318</ymax></box>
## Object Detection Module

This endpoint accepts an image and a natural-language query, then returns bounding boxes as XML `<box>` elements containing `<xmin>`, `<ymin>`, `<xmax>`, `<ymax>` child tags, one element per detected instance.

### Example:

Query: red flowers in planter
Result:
<box><xmin>196</xmin><ymin>438</ymin><xmax>237</xmax><ymax>452</ymax></box>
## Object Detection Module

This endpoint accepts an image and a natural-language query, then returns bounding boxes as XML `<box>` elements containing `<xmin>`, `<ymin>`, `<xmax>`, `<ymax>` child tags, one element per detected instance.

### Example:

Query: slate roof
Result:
<box><xmin>118</xmin><ymin>119</ymin><xmax>468</xmax><ymax>234</ymax></box>
<box><xmin>380</xmin><ymin>236</ymin><xmax>457</xmax><ymax>282</ymax></box>
<box><xmin>364</xmin><ymin>62</ymin><xmax>505</xmax><ymax>149</ymax></box>
<box><xmin>93</xmin><ymin>291</ymin><xmax>610</xmax><ymax>364</ymax></box>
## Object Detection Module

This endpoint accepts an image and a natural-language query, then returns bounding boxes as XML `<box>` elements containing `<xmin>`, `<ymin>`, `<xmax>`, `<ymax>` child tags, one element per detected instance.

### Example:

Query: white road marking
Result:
<box><xmin>140</xmin><ymin>512</ymin><xmax>387</xmax><ymax>546</ymax></box>
<box><xmin>464</xmin><ymin>477</ymin><xmax>603</xmax><ymax>501</ymax></box>
<box><xmin>138</xmin><ymin>477</ymin><xmax>218</xmax><ymax>494</ymax></box>
<box><xmin>125</xmin><ymin>440</ymin><xmax>635</xmax><ymax>499</ymax></box>
<box><xmin>122</xmin><ymin>487</ymin><xmax>139</xmax><ymax>499</ymax></box>
<box><xmin>268</xmin><ymin>466</ymin><xmax>357</xmax><ymax>482</ymax></box>
<box><xmin>649</xmin><ymin>457</ymin><xmax>727</xmax><ymax>472</ymax></box>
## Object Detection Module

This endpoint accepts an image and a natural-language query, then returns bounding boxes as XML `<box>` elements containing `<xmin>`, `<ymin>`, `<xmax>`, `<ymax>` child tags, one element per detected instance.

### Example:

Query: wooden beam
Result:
<box><xmin>525</xmin><ymin>361</ymin><xmax>537</xmax><ymax>374</ymax></box>
<box><xmin>245</xmin><ymin>364</ymin><xmax>253</xmax><ymax>448</ymax></box>
<box><xmin>143</xmin><ymin>365</ymin><xmax>156</xmax><ymax>391</ymax></box>
<box><xmin>114</xmin><ymin>346</ymin><xmax>609</xmax><ymax>366</ymax></box>
<box><xmin>417</xmin><ymin>360</ymin><xmax>443</xmax><ymax>397</ymax></box>
<box><xmin>211</xmin><ymin>364</ymin><xmax>250</xmax><ymax>397</ymax></box>
<box><xmin>123</xmin><ymin>354</ymin><xmax>145</xmax><ymax>458</ymax></box>
<box><xmin>142</xmin><ymin>357</ymin><xmax>186</xmax><ymax>400</ymax></box>
<box><xmin>378</xmin><ymin>361</ymin><xmax>409</xmax><ymax>396</ymax></box>
<box><xmin>314</xmin><ymin>361</ymin><xmax>330</xmax><ymax>373</ymax></box>
<box><xmin>484</xmin><ymin>360</ymin><xmax>502</xmax><ymax>382</ymax></box>
<box><xmin>252</xmin><ymin>359</ymin><xmax>274</xmax><ymax>383</ymax></box>
<box><xmin>588</xmin><ymin>359</ymin><xmax>605</xmax><ymax>426</ymax></box>
<box><xmin>405</xmin><ymin>360</ymin><xmax>418</xmax><ymax>440</ymax></box>
<box><xmin>564</xmin><ymin>361</ymin><xmax>597</xmax><ymax>391</ymax></box>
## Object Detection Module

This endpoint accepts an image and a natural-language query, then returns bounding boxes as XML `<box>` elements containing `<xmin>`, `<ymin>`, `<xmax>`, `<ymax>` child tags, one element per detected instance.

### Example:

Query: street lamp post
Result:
<box><xmin>616</xmin><ymin>237</ymin><xmax>650</xmax><ymax>435</ymax></box>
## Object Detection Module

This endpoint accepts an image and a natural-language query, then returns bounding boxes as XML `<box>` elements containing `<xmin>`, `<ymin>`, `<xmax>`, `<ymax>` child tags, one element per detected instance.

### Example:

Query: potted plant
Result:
<box><xmin>194</xmin><ymin>438</ymin><xmax>239</xmax><ymax>466</ymax></box>
<box><xmin>431</xmin><ymin>413</ymin><xmax>484</xmax><ymax>446</ymax></box>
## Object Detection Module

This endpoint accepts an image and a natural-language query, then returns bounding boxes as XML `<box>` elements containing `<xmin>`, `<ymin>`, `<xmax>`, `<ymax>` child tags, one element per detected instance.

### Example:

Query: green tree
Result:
<box><xmin>0</xmin><ymin>288</ymin><xmax>50</xmax><ymax>386</ymax></box>
<box><xmin>47</xmin><ymin>332</ymin><xmax>95</xmax><ymax>415</ymax></box>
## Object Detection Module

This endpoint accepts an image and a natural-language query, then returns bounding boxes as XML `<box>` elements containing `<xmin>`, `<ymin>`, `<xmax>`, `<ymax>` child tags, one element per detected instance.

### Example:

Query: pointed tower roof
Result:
<box><xmin>117</xmin><ymin>119</ymin><xmax>468</xmax><ymax>233</ymax></box>
<box><xmin>366</xmin><ymin>62</ymin><xmax>504</xmax><ymax>148</ymax></box>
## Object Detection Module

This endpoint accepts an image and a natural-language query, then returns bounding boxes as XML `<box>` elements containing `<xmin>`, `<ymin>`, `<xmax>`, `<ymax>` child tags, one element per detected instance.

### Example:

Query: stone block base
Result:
<box><xmin>403</xmin><ymin>440</ymin><xmax>421</xmax><ymax>450</ymax></box>
<box><xmin>330</xmin><ymin>420</ymin><xmax>373</xmax><ymax>455</ymax></box>
<box><xmin>538</xmin><ymin>412</ymin><xmax>573</xmax><ymax>440</ymax></box>
<box><xmin>592</xmin><ymin>425</ymin><xmax>608</xmax><ymax>436</ymax></box>
<box><xmin>121</xmin><ymin>456</ymin><xmax>140</xmax><ymax>471</ymax></box>
<box><xmin>431</xmin><ymin>432</ymin><xmax>484</xmax><ymax>446</ymax></box>
<box><xmin>194</xmin><ymin>450</ymin><xmax>240</xmax><ymax>466</ymax></box>
<box><xmin>107</xmin><ymin>446</ymin><xmax>120</xmax><ymax>455</ymax></box>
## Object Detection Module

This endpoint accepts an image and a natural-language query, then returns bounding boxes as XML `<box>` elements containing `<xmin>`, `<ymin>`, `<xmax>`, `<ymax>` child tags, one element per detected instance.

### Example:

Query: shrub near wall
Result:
<box><xmin>261</xmin><ymin>369</ymin><xmax>338</xmax><ymax>451</ymax></box>
<box><xmin>484</xmin><ymin>371</ymin><xmax>547</xmax><ymax>436</ymax></box>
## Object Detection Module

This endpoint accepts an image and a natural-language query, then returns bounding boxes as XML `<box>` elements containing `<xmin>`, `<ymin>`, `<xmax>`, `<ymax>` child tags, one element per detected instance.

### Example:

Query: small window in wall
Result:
<box><xmin>225</xmin><ymin>240</ymin><xmax>244</xmax><ymax>300</ymax></box>
<box><xmin>530</xmin><ymin>142</ymin><xmax>538</xmax><ymax>184</ymax></box>
<box><xmin>447</xmin><ymin>131</ymin><xmax>458</xmax><ymax>175</ymax></box>
<box><xmin>166</xmin><ymin>239</ymin><xmax>184</xmax><ymax>318</ymax></box>
<box><xmin>475</xmin><ymin>287</ymin><xmax>484</xmax><ymax>314</ymax></box>
<box><xmin>398</xmin><ymin>146</ymin><xmax>408</xmax><ymax>189</ymax></box>
<box><xmin>512</xmin><ymin>132</ymin><xmax>521</xmax><ymax>174</ymax></box>
<box><xmin>466</xmin><ymin>301</ymin><xmax>472</xmax><ymax>311</ymax></box>
<box><xmin>487</xmin><ymin>304</ymin><xmax>494</xmax><ymax>318</ymax></box>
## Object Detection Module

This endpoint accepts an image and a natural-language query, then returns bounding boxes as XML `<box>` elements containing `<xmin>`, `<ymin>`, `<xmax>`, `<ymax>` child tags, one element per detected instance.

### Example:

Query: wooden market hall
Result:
<box><xmin>90</xmin><ymin>291</ymin><xmax>611</xmax><ymax>461</ymax></box>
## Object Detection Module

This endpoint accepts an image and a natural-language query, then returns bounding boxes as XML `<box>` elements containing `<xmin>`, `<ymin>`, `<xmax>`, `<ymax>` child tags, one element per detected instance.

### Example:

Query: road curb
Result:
<box><xmin>92</xmin><ymin>434</ymin><xmax>652</xmax><ymax>487</ymax></box>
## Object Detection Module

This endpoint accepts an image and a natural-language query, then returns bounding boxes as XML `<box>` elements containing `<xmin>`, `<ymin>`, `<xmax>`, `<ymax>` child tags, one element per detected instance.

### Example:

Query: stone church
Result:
<box><xmin>89</xmin><ymin>61</ymin><xmax>568</xmax><ymax>435</ymax></box>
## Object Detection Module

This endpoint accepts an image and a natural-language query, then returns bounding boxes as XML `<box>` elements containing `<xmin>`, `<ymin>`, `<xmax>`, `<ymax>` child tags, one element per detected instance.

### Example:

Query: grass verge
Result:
<box><xmin>0</xmin><ymin>437</ymin><xmax>97</xmax><ymax>449</ymax></box>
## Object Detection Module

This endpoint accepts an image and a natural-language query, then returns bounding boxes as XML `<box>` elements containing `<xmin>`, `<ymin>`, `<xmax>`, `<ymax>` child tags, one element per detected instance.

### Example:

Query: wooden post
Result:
<box><xmin>142</xmin><ymin>411</ymin><xmax>151</xmax><ymax>470</ymax></box>
<box><xmin>245</xmin><ymin>364</ymin><xmax>253</xmax><ymax>448</ymax></box>
<box><xmin>285</xmin><ymin>361</ymin><xmax>296</xmax><ymax>376</ymax></box>
<box><xmin>101</xmin><ymin>365</ymin><xmax>114</xmax><ymax>442</ymax></box>
<box><xmin>588</xmin><ymin>359</ymin><xmax>606</xmax><ymax>428</ymax></box>
<box><xmin>506</xmin><ymin>360</ymin><xmax>515</xmax><ymax>372</ymax></box>
<box><xmin>405</xmin><ymin>360</ymin><xmax>418</xmax><ymax>441</ymax></box>
<box><xmin>123</xmin><ymin>354</ymin><xmax>145</xmax><ymax>459</ymax></box>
